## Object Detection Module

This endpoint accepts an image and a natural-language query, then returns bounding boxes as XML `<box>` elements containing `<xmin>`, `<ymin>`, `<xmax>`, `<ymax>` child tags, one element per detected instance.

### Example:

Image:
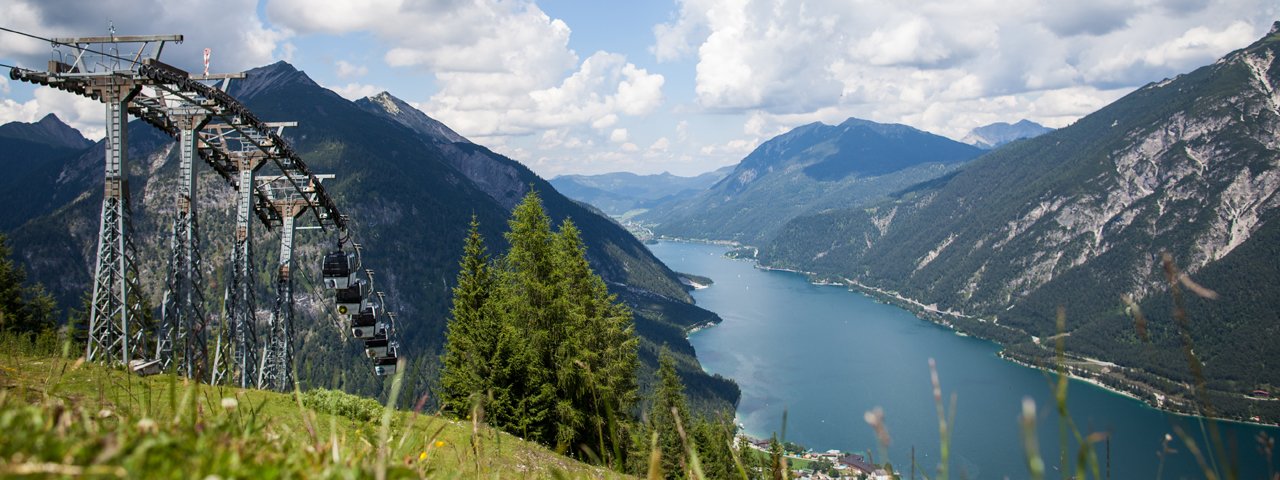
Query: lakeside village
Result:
<box><xmin>741</xmin><ymin>435</ymin><xmax>893</xmax><ymax>480</ymax></box>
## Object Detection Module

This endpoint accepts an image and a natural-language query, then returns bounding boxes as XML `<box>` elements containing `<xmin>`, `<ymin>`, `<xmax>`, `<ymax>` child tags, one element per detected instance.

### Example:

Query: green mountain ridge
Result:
<box><xmin>641</xmin><ymin>117</ymin><xmax>984</xmax><ymax>245</ymax></box>
<box><xmin>759</xmin><ymin>22</ymin><xmax>1280</xmax><ymax>422</ymax></box>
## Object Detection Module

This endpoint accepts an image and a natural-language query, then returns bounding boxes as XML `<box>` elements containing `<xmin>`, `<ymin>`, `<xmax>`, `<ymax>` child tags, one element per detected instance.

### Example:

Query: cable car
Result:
<box><xmin>335</xmin><ymin>279</ymin><xmax>368</xmax><ymax>315</ymax></box>
<box><xmin>373</xmin><ymin>351</ymin><xmax>398</xmax><ymax>376</ymax></box>
<box><xmin>364</xmin><ymin>334</ymin><xmax>389</xmax><ymax>358</ymax></box>
<box><xmin>350</xmin><ymin>305</ymin><xmax>379</xmax><ymax>339</ymax></box>
<box><xmin>373</xmin><ymin>356</ymin><xmax>397</xmax><ymax>376</ymax></box>
<box><xmin>322</xmin><ymin>251</ymin><xmax>358</xmax><ymax>289</ymax></box>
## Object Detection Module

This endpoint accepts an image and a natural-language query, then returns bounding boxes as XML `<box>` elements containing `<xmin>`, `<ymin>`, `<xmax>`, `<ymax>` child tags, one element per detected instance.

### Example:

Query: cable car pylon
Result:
<box><xmin>6</xmin><ymin>27</ymin><xmax>407</xmax><ymax>388</ymax></box>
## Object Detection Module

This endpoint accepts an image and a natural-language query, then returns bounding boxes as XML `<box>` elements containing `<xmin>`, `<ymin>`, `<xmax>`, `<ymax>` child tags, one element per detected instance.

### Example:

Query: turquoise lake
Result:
<box><xmin>649</xmin><ymin>240</ymin><xmax>1279</xmax><ymax>480</ymax></box>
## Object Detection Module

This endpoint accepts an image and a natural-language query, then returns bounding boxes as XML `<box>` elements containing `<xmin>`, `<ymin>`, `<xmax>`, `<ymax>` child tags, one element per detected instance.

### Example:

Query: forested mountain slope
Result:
<box><xmin>761</xmin><ymin>23</ymin><xmax>1280</xmax><ymax>421</ymax></box>
<box><xmin>642</xmin><ymin>118</ymin><xmax>983</xmax><ymax>245</ymax></box>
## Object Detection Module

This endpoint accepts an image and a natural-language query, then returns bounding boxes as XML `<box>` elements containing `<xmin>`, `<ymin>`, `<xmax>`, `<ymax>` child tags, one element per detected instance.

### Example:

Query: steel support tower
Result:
<box><xmin>84</xmin><ymin>72</ymin><xmax>149</xmax><ymax>364</ymax></box>
<box><xmin>155</xmin><ymin>111</ymin><xmax>211</xmax><ymax>377</ymax></box>
<box><xmin>260</xmin><ymin>197</ymin><xmax>305</xmax><ymax>391</ymax></box>
<box><xmin>212</xmin><ymin>150</ymin><xmax>268</xmax><ymax>386</ymax></box>
<box><xmin>257</xmin><ymin>174</ymin><xmax>330</xmax><ymax>391</ymax></box>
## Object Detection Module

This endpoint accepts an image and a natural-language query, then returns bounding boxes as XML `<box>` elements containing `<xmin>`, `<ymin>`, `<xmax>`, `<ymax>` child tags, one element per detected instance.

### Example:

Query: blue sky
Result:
<box><xmin>1</xmin><ymin>0</ymin><xmax>1276</xmax><ymax>177</ymax></box>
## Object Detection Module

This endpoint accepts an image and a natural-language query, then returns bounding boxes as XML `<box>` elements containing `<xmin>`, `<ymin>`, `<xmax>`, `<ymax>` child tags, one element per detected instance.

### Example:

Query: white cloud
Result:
<box><xmin>335</xmin><ymin>60</ymin><xmax>369</xmax><ymax>79</ymax></box>
<box><xmin>330</xmin><ymin>82</ymin><xmax>384</xmax><ymax>101</ymax></box>
<box><xmin>649</xmin><ymin>137</ymin><xmax>671</xmax><ymax>152</ymax></box>
<box><xmin>267</xmin><ymin>0</ymin><xmax>666</xmax><ymax>147</ymax></box>
<box><xmin>0</xmin><ymin>98</ymin><xmax>40</xmax><ymax>127</ymax></box>
<box><xmin>0</xmin><ymin>0</ymin><xmax>290</xmax><ymax>74</ymax></box>
<box><xmin>609</xmin><ymin>128</ymin><xmax>628</xmax><ymax>143</ymax></box>
<box><xmin>653</xmin><ymin>0</ymin><xmax>1277</xmax><ymax>143</ymax></box>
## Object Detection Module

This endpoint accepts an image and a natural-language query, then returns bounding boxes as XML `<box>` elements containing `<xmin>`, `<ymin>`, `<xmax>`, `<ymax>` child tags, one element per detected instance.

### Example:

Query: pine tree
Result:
<box><xmin>649</xmin><ymin>348</ymin><xmax>693</xmax><ymax>478</ymax></box>
<box><xmin>550</xmin><ymin>219</ymin><xmax>638</xmax><ymax>461</ymax></box>
<box><xmin>439</xmin><ymin>216</ymin><xmax>500</xmax><ymax>417</ymax></box>
<box><xmin>498</xmin><ymin>190</ymin><xmax>559</xmax><ymax>444</ymax></box>
<box><xmin>768</xmin><ymin>434</ymin><xmax>786</xmax><ymax>480</ymax></box>
<box><xmin>693</xmin><ymin>412</ymin><xmax>738</xmax><ymax>480</ymax></box>
<box><xmin>0</xmin><ymin>233</ymin><xmax>55</xmax><ymax>334</ymax></box>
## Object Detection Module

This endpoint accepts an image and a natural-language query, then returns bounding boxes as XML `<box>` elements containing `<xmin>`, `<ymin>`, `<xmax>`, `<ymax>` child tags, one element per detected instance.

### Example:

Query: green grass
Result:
<box><xmin>0</xmin><ymin>334</ymin><xmax>619</xmax><ymax>478</ymax></box>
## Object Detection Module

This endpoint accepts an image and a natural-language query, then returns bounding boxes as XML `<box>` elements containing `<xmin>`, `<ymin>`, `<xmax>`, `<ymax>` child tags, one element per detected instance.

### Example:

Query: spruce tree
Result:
<box><xmin>0</xmin><ymin>233</ymin><xmax>55</xmax><ymax>334</ymax></box>
<box><xmin>550</xmin><ymin>219</ymin><xmax>638</xmax><ymax>461</ymax></box>
<box><xmin>439</xmin><ymin>216</ymin><xmax>499</xmax><ymax>417</ymax></box>
<box><xmin>649</xmin><ymin>348</ymin><xmax>693</xmax><ymax>478</ymax></box>
<box><xmin>499</xmin><ymin>190</ymin><xmax>559</xmax><ymax>443</ymax></box>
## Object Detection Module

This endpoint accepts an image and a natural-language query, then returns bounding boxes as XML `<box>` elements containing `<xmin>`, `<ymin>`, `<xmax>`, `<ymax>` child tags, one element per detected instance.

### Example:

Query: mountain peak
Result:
<box><xmin>229</xmin><ymin>60</ymin><xmax>322</xmax><ymax>102</ymax></box>
<box><xmin>962</xmin><ymin>119</ymin><xmax>1052</xmax><ymax>149</ymax></box>
<box><xmin>355</xmin><ymin>91</ymin><xmax>470</xmax><ymax>145</ymax></box>
<box><xmin>0</xmin><ymin>113</ymin><xmax>92</xmax><ymax>150</ymax></box>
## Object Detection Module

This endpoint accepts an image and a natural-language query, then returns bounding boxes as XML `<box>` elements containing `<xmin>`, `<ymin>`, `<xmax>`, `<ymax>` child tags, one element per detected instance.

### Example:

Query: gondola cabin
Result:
<box><xmin>374</xmin><ymin>354</ymin><xmax>398</xmax><ymax>376</ymax></box>
<box><xmin>364</xmin><ymin>337</ymin><xmax>389</xmax><ymax>358</ymax></box>
<box><xmin>335</xmin><ymin>279</ymin><xmax>368</xmax><ymax>315</ymax></box>
<box><xmin>322</xmin><ymin>251</ymin><xmax>359</xmax><ymax>289</ymax></box>
<box><xmin>350</xmin><ymin>305</ymin><xmax>379</xmax><ymax>339</ymax></box>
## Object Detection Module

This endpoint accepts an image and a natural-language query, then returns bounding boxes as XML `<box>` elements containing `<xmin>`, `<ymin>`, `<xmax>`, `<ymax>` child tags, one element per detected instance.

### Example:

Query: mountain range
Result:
<box><xmin>0</xmin><ymin>62</ymin><xmax>738</xmax><ymax>410</ymax></box>
<box><xmin>639</xmin><ymin>117</ymin><xmax>985</xmax><ymax>245</ymax></box>
<box><xmin>961</xmin><ymin>119</ymin><xmax>1053</xmax><ymax>149</ymax></box>
<box><xmin>758</xmin><ymin>23</ymin><xmax>1280</xmax><ymax>421</ymax></box>
<box><xmin>550</xmin><ymin>168</ymin><xmax>731</xmax><ymax>217</ymax></box>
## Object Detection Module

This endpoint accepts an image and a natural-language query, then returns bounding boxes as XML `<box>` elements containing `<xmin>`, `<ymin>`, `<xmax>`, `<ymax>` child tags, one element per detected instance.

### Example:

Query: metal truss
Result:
<box><xmin>8</xmin><ymin>29</ymin><xmax>406</xmax><ymax>385</ymax></box>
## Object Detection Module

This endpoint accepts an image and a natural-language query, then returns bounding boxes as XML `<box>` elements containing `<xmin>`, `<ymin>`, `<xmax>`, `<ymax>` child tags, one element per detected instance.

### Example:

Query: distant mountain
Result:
<box><xmin>0</xmin><ymin>61</ymin><xmax>738</xmax><ymax>411</ymax></box>
<box><xmin>0</xmin><ymin>114</ymin><xmax>101</xmax><ymax>230</ymax></box>
<box><xmin>0</xmin><ymin>113</ymin><xmax>93</xmax><ymax>150</ymax></box>
<box><xmin>760</xmin><ymin>23</ymin><xmax>1280</xmax><ymax>422</ymax></box>
<box><xmin>960</xmin><ymin>119</ymin><xmax>1053</xmax><ymax>149</ymax></box>
<box><xmin>641</xmin><ymin>118</ymin><xmax>984</xmax><ymax>245</ymax></box>
<box><xmin>550</xmin><ymin>167</ymin><xmax>731</xmax><ymax>216</ymax></box>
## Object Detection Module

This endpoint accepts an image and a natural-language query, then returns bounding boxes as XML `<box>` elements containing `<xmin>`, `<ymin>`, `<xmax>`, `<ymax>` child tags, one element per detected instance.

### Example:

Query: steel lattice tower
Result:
<box><xmin>260</xmin><ymin>199</ymin><xmax>306</xmax><ymax>391</ymax></box>
<box><xmin>86</xmin><ymin>79</ymin><xmax>150</xmax><ymax>365</ymax></box>
<box><xmin>258</xmin><ymin>174</ymin><xmax>329</xmax><ymax>392</ymax></box>
<box><xmin>156</xmin><ymin>112</ymin><xmax>211</xmax><ymax>378</ymax></box>
<box><xmin>212</xmin><ymin>151</ymin><xmax>268</xmax><ymax>386</ymax></box>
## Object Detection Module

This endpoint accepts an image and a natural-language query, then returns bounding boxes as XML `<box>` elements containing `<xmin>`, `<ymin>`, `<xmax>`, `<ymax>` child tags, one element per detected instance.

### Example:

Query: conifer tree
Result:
<box><xmin>0</xmin><ymin>233</ymin><xmax>55</xmax><ymax>334</ymax></box>
<box><xmin>550</xmin><ymin>219</ymin><xmax>638</xmax><ymax>460</ymax></box>
<box><xmin>439</xmin><ymin>216</ymin><xmax>499</xmax><ymax>416</ymax></box>
<box><xmin>649</xmin><ymin>348</ymin><xmax>693</xmax><ymax>478</ymax></box>
<box><xmin>499</xmin><ymin>189</ymin><xmax>559</xmax><ymax>443</ymax></box>
<box><xmin>440</xmin><ymin>191</ymin><xmax>640</xmax><ymax>464</ymax></box>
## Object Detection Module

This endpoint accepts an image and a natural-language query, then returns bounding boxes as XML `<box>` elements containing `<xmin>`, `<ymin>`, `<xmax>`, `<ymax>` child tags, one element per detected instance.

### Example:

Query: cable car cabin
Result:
<box><xmin>335</xmin><ymin>279</ymin><xmax>368</xmax><ymax>316</ymax></box>
<box><xmin>374</xmin><ymin>355</ymin><xmax>398</xmax><ymax>376</ymax></box>
<box><xmin>322</xmin><ymin>251</ymin><xmax>358</xmax><ymax>289</ymax></box>
<box><xmin>350</xmin><ymin>306</ymin><xmax>379</xmax><ymax>339</ymax></box>
<box><xmin>364</xmin><ymin>337</ymin><xmax>389</xmax><ymax>358</ymax></box>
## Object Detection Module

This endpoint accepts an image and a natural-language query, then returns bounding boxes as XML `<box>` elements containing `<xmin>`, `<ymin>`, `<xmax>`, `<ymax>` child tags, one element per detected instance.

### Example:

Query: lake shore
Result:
<box><xmin>671</xmin><ymin>238</ymin><xmax>1278</xmax><ymax>428</ymax></box>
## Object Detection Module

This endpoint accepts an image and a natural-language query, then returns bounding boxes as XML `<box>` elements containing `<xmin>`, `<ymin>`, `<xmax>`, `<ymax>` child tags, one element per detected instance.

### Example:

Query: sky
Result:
<box><xmin>0</xmin><ymin>1</ymin><xmax>1276</xmax><ymax>177</ymax></box>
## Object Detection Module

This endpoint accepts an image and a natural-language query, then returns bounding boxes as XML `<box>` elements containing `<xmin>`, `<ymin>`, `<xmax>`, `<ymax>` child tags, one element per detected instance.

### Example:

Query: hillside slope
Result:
<box><xmin>642</xmin><ymin>118</ymin><xmax>983</xmax><ymax>245</ymax></box>
<box><xmin>0</xmin><ymin>336</ymin><xmax>612</xmax><ymax>478</ymax></box>
<box><xmin>761</xmin><ymin>23</ymin><xmax>1280</xmax><ymax>421</ymax></box>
